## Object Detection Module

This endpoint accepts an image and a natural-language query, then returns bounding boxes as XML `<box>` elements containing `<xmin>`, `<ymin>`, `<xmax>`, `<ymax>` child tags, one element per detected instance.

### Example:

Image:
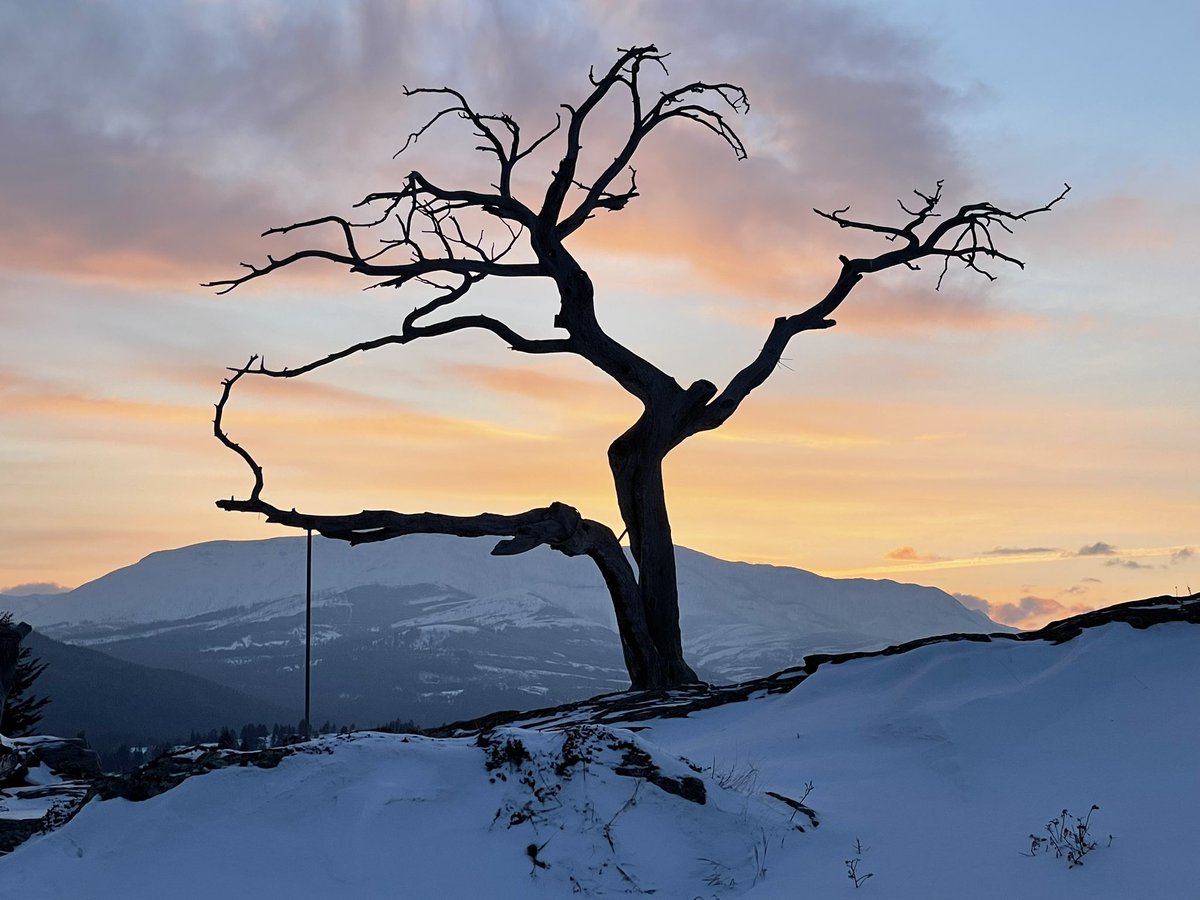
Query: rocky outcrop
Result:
<box><xmin>430</xmin><ymin>594</ymin><xmax>1200</xmax><ymax>734</ymax></box>
<box><xmin>12</xmin><ymin>736</ymin><xmax>100</xmax><ymax>778</ymax></box>
<box><xmin>92</xmin><ymin>744</ymin><xmax>292</xmax><ymax>802</ymax></box>
<box><xmin>0</xmin><ymin>738</ymin><xmax>299</xmax><ymax>854</ymax></box>
<box><xmin>0</xmin><ymin>737</ymin><xmax>93</xmax><ymax>855</ymax></box>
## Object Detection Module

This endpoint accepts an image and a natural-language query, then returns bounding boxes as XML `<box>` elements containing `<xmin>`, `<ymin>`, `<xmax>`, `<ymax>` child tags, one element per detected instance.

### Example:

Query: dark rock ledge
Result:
<box><xmin>428</xmin><ymin>593</ymin><xmax>1200</xmax><ymax>735</ymax></box>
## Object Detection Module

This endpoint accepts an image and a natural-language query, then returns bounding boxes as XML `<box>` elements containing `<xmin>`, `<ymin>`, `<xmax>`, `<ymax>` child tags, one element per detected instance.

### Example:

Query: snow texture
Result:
<box><xmin>1</xmin><ymin>618</ymin><xmax>1196</xmax><ymax>898</ymax></box>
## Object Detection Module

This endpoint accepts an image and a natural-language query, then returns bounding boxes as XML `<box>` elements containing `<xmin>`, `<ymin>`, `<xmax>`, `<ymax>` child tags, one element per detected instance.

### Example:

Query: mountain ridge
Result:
<box><xmin>3</xmin><ymin>534</ymin><xmax>1003</xmax><ymax>637</ymax></box>
<box><xmin>4</xmin><ymin>534</ymin><xmax>1009</xmax><ymax>736</ymax></box>
<box><xmin>22</xmin><ymin>631</ymin><xmax>294</xmax><ymax>750</ymax></box>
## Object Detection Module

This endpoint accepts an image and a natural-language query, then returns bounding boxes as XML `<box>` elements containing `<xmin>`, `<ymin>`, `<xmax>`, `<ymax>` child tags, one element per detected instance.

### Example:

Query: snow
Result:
<box><xmin>7</xmin><ymin>536</ymin><xmax>1004</xmax><ymax>650</ymax></box>
<box><xmin>2</xmin><ymin>619</ymin><xmax>1195</xmax><ymax>897</ymax></box>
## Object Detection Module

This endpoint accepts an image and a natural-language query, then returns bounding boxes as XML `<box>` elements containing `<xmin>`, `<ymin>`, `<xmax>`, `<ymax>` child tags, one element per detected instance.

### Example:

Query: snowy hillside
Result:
<box><xmin>3</xmin><ymin>599</ymin><xmax>1196</xmax><ymax>898</ymax></box>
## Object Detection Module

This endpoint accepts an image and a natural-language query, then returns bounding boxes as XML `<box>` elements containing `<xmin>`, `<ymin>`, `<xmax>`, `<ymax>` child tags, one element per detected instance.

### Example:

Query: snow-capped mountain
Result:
<box><xmin>4</xmin><ymin>535</ymin><xmax>1005</xmax><ymax>730</ymax></box>
<box><xmin>8</xmin><ymin>533</ymin><xmax>999</xmax><ymax>645</ymax></box>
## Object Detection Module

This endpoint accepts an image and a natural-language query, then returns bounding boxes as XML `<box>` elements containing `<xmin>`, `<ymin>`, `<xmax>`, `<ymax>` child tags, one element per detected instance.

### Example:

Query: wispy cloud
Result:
<box><xmin>1075</xmin><ymin>541</ymin><xmax>1117</xmax><ymax>557</ymax></box>
<box><xmin>0</xmin><ymin>0</ymin><xmax>992</xmax><ymax>330</ymax></box>
<box><xmin>953</xmin><ymin>592</ymin><xmax>1093</xmax><ymax>631</ymax></box>
<box><xmin>885</xmin><ymin>546</ymin><xmax>942</xmax><ymax>563</ymax></box>
<box><xmin>982</xmin><ymin>546</ymin><xmax>1061</xmax><ymax>557</ymax></box>
<box><xmin>0</xmin><ymin>581</ymin><xmax>72</xmax><ymax>596</ymax></box>
<box><xmin>830</xmin><ymin>543</ymin><xmax>1195</xmax><ymax>578</ymax></box>
<box><xmin>1104</xmin><ymin>559</ymin><xmax>1154</xmax><ymax>570</ymax></box>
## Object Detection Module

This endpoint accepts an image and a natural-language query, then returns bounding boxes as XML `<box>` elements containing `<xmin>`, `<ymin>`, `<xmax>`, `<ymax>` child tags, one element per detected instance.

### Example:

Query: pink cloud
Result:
<box><xmin>0</xmin><ymin>0</ymin><xmax>991</xmax><ymax>321</ymax></box>
<box><xmin>954</xmin><ymin>592</ymin><xmax>1094</xmax><ymax>631</ymax></box>
<box><xmin>886</xmin><ymin>546</ymin><xmax>943</xmax><ymax>563</ymax></box>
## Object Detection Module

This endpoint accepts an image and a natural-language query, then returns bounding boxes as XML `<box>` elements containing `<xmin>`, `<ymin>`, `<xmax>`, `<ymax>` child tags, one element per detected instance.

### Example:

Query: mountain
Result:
<box><xmin>3</xmin><ymin>599</ymin><xmax>1196</xmax><ymax>898</ymax></box>
<box><xmin>6</xmin><ymin>535</ymin><xmax>1004</xmax><ymax>731</ymax></box>
<box><xmin>40</xmin><ymin>583</ymin><xmax>631</xmax><ymax>730</ymax></box>
<box><xmin>21</xmin><ymin>631</ymin><xmax>293</xmax><ymax>750</ymax></box>
<box><xmin>6</xmin><ymin>536</ymin><xmax>999</xmax><ymax>640</ymax></box>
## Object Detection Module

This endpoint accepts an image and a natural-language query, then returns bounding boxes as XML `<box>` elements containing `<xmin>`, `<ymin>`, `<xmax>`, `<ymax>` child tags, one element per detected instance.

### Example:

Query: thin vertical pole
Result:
<box><xmin>305</xmin><ymin>528</ymin><xmax>312</xmax><ymax>739</ymax></box>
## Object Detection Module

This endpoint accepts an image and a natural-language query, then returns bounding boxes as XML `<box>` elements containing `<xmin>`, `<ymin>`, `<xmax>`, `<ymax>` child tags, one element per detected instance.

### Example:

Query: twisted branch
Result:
<box><xmin>211</xmin><ymin>358</ymin><xmax>658</xmax><ymax>685</ymax></box>
<box><xmin>687</xmin><ymin>182</ymin><xmax>1070</xmax><ymax>436</ymax></box>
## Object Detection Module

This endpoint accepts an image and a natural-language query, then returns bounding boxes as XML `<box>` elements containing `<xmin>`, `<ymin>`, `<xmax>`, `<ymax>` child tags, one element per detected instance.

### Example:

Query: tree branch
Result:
<box><xmin>218</xmin><ymin>494</ymin><xmax>579</xmax><ymax>547</ymax></box>
<box><xmin>686</xmin><ymin>183</ymin><xmax>1069</xmax><ymax>436</ymax></box>
<box><xmin>203</xmin><ymin>248</ymin><xmax>543</xmax><ymax>295</ymax></box>
<box><xmin>212</xmin><ymin>358</ymin><xmax>660</xmax><ymax>686</ymax></box>
<box><xmin>554</xmin><ymin>48</ymin><xmax>749</xmax><ymax>237</ymax></box>
<box><xmin>213</xmin><ymin>357</ymin><xmax>265</xmax><ymax>501</ymax></box>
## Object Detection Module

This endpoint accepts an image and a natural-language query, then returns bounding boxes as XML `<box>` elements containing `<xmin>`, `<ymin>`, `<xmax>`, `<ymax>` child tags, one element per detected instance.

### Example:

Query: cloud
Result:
<box><xmin>982</xmin><ymin>546</ymin><xmax>1061</xmax><ymax>556</ymax></box>
<box><xmin>451</xmin><ymin>364</ymin><xmax>630</xmax><ymax>411</ymax></box>
<box><xmin>1</xmin><ymin>368</ymin><xmax>203</xmax><ymax>429</ymax></box>
<box><xmin>954</xmin><ymin>592</ymin><xmax>1092</xmax><ymax>630</ymax></box>
<box><xmin>0</xmin><ymin>0</ymin><xmax>450</xmax><ymax>286</ymax></box>
<box><xmin>1075</xmin><ymin>541</ymin><xmax>1117</xmax><ymax>557</ymax></box>
<box><xmin>1049</xmin><ymin>193</ymin><xmax>1180</xmax><ymax>259</ymax></box>
<box><xmin>951</xmin><ymin>593</ymin><xmax>992</xmax><ymax>613</ymax></box>
<box><xmin>1104</xmin><ymin>558</ymin><xmax>1154</xmax><ymax>570</ymax></box>
<box><xmin>0</xmin><ymin>581</ymin><xmax>72</xmax><ymax>596</ymax></box>
<box><xmin>0</xmin><ymin>0</ymin><xmax>1004</xmax><ymax>333</ymax></box>
<box><xmin>1171</xmin><ymin>548</ymin><xmax>1195</xmax><ymax>565</ymax></box>
<box><xmin>884</xmin><ymin>546</ymin><xmax>943</xmax><ymax>563</ymax></box>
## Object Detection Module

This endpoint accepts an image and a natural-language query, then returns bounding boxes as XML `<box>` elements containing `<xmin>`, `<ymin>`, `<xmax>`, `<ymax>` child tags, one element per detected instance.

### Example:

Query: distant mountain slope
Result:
<box><xmin>6</xmin><ymin>534</ymin><xmax>1001</xmax><ymax>641</ymax></box>
<box><xmin>6</xmin><ymin>535</ymin><xmax>1006</xmax><ymax>731</ymax></box>
<box><xmin>21</xmin><ymin>631</ymin><xmax>294</xmax><ymax>750</ymax></box>
<box><xmin>42</xmin><ymin>583</ymin><xmax>632</xmax><ymax>730</ymax></box>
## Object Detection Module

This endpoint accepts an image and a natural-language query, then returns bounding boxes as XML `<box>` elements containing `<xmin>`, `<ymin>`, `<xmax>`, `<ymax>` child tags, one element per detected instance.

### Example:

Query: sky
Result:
<box><xmin>1</xmin><ymin>0</ymin><xmax>1196</xmax><ymax>629</ymax></box>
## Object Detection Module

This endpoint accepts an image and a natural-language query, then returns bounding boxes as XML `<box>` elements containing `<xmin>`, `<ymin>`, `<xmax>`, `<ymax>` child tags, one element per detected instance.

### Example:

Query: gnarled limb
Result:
<box><xmin>212</xmin><ymin>359</ymin><xmax>668</xmax><ymax>689</ymax></box>
<box><xmin>685</xmin><ymin>183</ymin><xmax>1071</xmax><ymax>437</ymax></box>
<box><xmin>551</xmin><ymin>45</ymin><xmax>748</xmax><ymax>237</ymax></box>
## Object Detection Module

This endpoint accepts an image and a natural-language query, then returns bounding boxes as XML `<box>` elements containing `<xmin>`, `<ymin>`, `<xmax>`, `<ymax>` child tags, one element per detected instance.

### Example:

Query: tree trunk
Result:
<box><xmin>557</xmin><ymin>519</ymin><xmax>670</xmax><ymax>692</ymax></box>
<box><xmin>609</xmin><ymin>421</ymin><xmax>700</xmax><ymax>688</ymax></box>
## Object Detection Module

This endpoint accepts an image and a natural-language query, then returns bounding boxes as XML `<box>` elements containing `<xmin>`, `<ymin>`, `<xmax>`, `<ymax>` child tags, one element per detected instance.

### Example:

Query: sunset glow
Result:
<box><xmin>2</xmin><ymin>1</ymin><xmax>1196</xmax><ymax>630</ymax></box>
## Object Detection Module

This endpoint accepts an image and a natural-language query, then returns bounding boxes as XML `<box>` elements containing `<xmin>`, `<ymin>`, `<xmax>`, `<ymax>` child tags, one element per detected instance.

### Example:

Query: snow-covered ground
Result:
<box><xmin>2</xmin><ymin>618</ymin><xmax>1196</xmax><ymax>898</ymax></box>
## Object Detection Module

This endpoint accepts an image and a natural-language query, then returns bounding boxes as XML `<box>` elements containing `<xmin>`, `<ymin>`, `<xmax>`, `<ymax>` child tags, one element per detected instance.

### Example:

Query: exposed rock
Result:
<box><xmin>0</xmin><ymin>820</ymin><xmax>42</xmax><ymax>855</ymax></box>
<box><xmin>0</xmin><ymin>739</ymin><xmax>295</xmax><ymax>855</ymax></box>
<box><xmin>0</xmin><ymin>739</ymin><xmax>92</xmax><ymax>856</ymax></box>
<box><xmin>14</xmin><ymin>737</ymin><xmax>101</xmax><ymax>778</ymax></box>
<box><xmin>429</xmin><ymin>595</ymin><xmax>1200</xmax><ymax>735</ymax></box>
<box><xmin>92</xmin><ymin>744</ymin><xmax>292</xmax><ymax>802</ymax></box>
<box><xmin>612</xmin><ymin>742</ymin><xmax>706</xmax><ymax>805</ymax></box>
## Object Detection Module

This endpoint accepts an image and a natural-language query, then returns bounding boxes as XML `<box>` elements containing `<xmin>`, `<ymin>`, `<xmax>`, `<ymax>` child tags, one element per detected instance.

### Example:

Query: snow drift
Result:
<box><xmin>2</xmin><ymin>598</ymin><xmax>1196</xmax><ymax>898</ymax></box>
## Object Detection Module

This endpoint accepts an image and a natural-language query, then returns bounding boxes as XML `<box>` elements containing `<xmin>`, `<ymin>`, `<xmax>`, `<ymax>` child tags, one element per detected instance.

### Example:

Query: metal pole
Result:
<box><xmin>305</xmin><ymin>528</ymin><xmax>312</xmax><ymax>739</ymax></box>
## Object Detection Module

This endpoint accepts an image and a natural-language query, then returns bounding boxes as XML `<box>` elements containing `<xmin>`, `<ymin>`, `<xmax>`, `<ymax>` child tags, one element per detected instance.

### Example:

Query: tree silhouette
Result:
<box><xmin>0</xmin><ymin>614</ymin><xmax>48</xmax><ymax>736</ymax></box>
<box><xmin>209</xmin><ymin>45</ymin><xmax>1067</xmax><ymax>690</ymax></box>
<box><xmin>2</xmin><ymin>646</ymin><xmax>50</xmax><ymax>736</ymax></box>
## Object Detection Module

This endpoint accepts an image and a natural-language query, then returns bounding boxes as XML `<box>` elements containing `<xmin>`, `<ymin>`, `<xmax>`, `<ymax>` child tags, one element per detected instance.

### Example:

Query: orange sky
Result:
<box><xmin>1</xmin><ymin>1</ymin><xmax>1197</xmax><ymax>630</ymax></box>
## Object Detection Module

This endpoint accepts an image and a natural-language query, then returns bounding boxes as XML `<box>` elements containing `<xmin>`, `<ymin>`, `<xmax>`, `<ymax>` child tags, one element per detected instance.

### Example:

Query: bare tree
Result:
<box><xmin>208</xmin><ymin>45</ymin><xmax>1067</xmax><ymax>690</ymax></box>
